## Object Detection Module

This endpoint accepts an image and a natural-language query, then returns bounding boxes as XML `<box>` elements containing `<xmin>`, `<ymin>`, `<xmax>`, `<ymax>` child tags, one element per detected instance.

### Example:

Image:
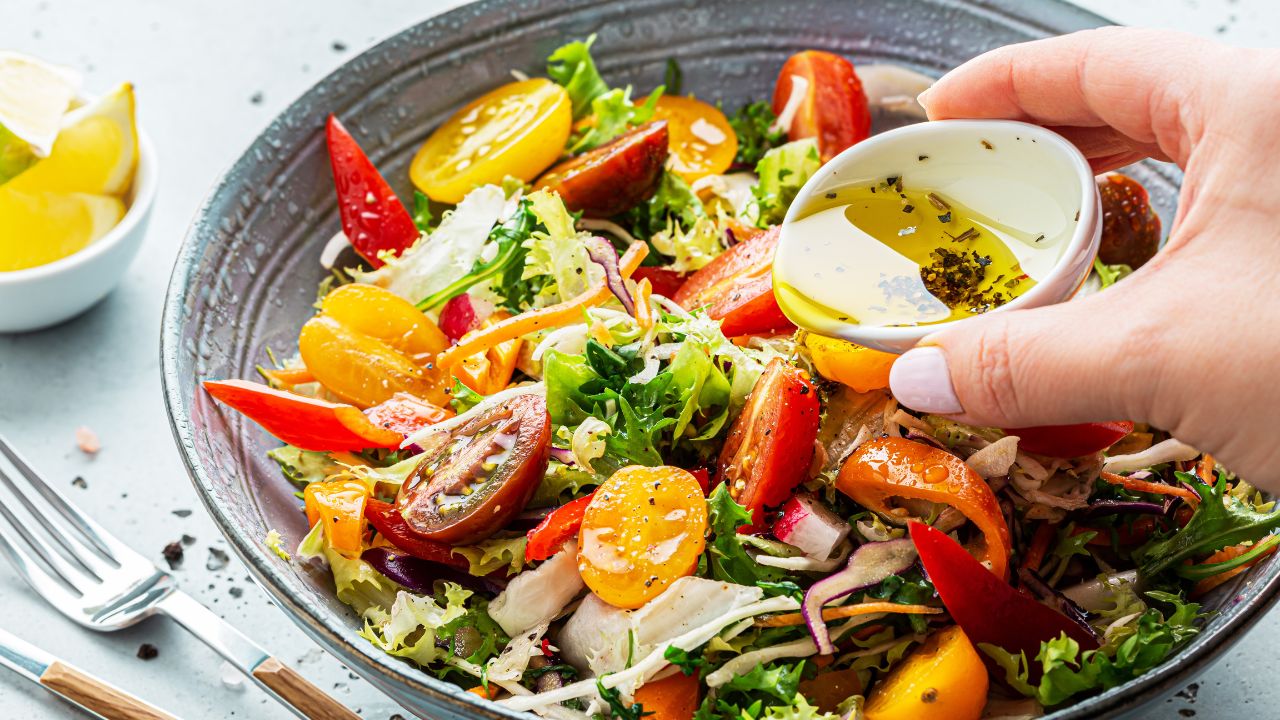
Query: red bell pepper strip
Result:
<box><xmin>203</xmin><ymin>379</ymin><xmax>402</xmax><ymax>452</ymax></box>
<box><xmin>688</xmin><ymin>467</ymin><xmax>711</xmax><ymax>494</ymax></box>
<box><xmin>910</xmin><ymin>522</ymin><xmax>1099</xmax><ymax>662</ymax></box>
<box><xmin>325</xmin><ymin>115</ymin><xmax>420</xmax><ymax>268</ymax></box>
<box><xmin>365</xmin><ymin>499</ymin><xmax>468</xmax><ymax>569</ymax></box>
<box><xmin>632</xmin><ymin>266</ymin><xmax>688</xmax><ymax>299</ymax></box>
<box><xmin>1003</xmin><ymin>421</ymin><xmax>1134</xmax><ymax>459</ymax></box>
<box><xmin>525</xmin><ymin>493</ymin><xmax>595</xmax><ymax>562</ymax></box>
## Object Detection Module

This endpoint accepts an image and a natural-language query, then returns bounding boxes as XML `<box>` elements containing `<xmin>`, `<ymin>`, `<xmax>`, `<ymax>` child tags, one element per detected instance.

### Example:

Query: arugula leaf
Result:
<box><xmin>729</xmin><ymin>101</ymin><xmax>787</xmax><ymax>167</ymax></box>
<box><xmin>982</xmin><ymin>591</ymin><xmax>1203</xmax><ymax>707</ymax></box>
<box><xmin>664</xmin><ymin>645</ymin><xmax>708</xmax><ymax>676</ymax></box>
<box><xmin>411</xmin><ymin>190</ymin><xmax>434</xmax><ymax>233</ymax></box>
<box><xmin>752</xmin><ymin>139</ymin><xmax>820</xmax><ymax>226</ymax></box>
<box><xmin>595</xmin><ymin>678</ymin><xmax>652</xmax><ymax>720</ymax></box>
<box><xmin>416</xmin><ymin>198</ymin><xmax>538</xmax><ymax>311</ymax></box>
<box><xmin>664</xmin><ymin>58</ymin><xmax>683</xmax><ymax>96</ymax></box>
<box><xmin>1135</xmin><ymin>471</ymin><xmax>1280</xmax><ymax>578</ymax></box>
<box><xmin>438</xmin><ymin>591</ymin><xmax>509</xmax><ymax>665</ymax></box>
<box><xmin>569</xmin><ymin>86</ymin><xmax>663</xmax><ymax>153</ymax></box>
<box><xmin>860</xmin><ymin>569</ymin><xmax>937</xmax><ymax>633</ymax></box>
<box><xmin>547</xmin><ymin>36</ymin><xmax>611</xmax><ymax>119</ymax></box>
<box><xmin>757</xmin><ymin>580</ymin><xmax>805</xmax><ymax>601</ymax></box>
<box><xmin>704</xmin><ymin>485</ymin><xmax>786</xmax><ymax>585</ymax></box>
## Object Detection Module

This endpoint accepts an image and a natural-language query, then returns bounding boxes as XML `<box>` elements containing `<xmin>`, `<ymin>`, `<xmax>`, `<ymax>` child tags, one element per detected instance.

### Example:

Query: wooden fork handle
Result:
<box><xmin>252</xmin><ymin>656</ymin><xmax>360</xmax><ymax>720</ymax></box>
<box><xmin>40</xmin><ymin>660</ymin><xmax>177</xmax><ymax>720</ymax></box>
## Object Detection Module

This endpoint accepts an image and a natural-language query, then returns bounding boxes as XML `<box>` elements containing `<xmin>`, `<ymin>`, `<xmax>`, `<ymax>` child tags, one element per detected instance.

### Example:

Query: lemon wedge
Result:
<box><xmin>0</xmin><ymin>51</ymin><xmax>81</xmax><ymax>183</ymax></box>
<box><xmin>0</xmin><ymin>188</ymin><xmax>124</xmax><ymax>271</ymax></box>
<box><xmin>5</xmin><ymin>82</ymin><xmax>138</xmax><ymax>197</ymax></box>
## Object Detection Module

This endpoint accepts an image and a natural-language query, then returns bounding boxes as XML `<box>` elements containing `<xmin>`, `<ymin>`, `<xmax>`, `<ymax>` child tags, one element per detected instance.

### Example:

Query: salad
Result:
<box><xmin>205</xmin><ymin>38</ymin><xmax>1280</xmax><ymax>720</ymax></box>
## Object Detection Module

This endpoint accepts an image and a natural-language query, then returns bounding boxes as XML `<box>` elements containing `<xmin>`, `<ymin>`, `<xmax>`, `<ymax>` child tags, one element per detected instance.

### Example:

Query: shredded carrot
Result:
<box><xmin>633</xmin><ymin>277</ymin><xmax>654</xmax><ymax>331</ymax></box>
<box><xmin>1100</xmin><ymin>471</ymin><xmax>1200</xmax><ymax>507</ymax></box>
<box><xmin>755</xmin><ymin>602</ymin><xmax>942</xmax><ymax>628</ymax></box>
<box><xmin>589</xmin><ymin>320</ymin><xmax>614</xmax><ymax>347</ymax></box>
<box><xmin>1191</xmin><ymin>535</ymin><xmax>1280</xmax><ymax>597</ymax></box>
<box><xmin>1021</xmin><ymin>522</ymin><xmax>1057</xmax><ymax>572</ymax></box>
<box><xmin>1197</xmin><ymin>454</ymin><xmax>1216</xmax><ymax>483</ymax></box>
<box><xmin>467</xmin><ymin>685</ymin><xmax>499</xmax><ymax>700</ymax></box>
<box><xmin>260</xmin><ymin>366</ymin><xmax>316</xmax><ymax>387</ymax></box>
<box><xmin>436</xmin><ymin>242</ymin><xmax>648</xmax><ymax>369</ymax></box>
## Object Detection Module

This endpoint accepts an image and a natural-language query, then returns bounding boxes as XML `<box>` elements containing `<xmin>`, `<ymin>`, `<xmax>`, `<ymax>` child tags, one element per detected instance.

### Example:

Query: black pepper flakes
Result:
<box><xmin>136</xmin><ymin>643</ymin><xmax>159</xmax><ymax>660</ymax></box>
<box><xmin>162</xmin><ymin>542</ymin><xmax>184</xmax><ymax>569</ymax></box>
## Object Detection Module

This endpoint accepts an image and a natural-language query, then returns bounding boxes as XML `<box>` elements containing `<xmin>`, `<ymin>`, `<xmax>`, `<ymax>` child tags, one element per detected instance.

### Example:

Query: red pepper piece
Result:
<box><xmin>1003</xmin><ymin>421</ymin><xmax>1134</xmax><ymax>459</ymax></box>
<box><xmin>525</xmin><ymin>493</ymin><xmax>595</xmax><ymax>562</ymax></box>
<box><xmin>910</xmin><ymin>522</ymin><xmax>1099</xmax><ymax>662</ymax></box>
<box><xmin>688</xmin><ymin>467</ymin><xmax>711</xmax><ymax>494</ymax></box>
<box><xmin>203</xmin><ymin>379</ymin><xmax>402</xmax><ymax>452</ymax></box>
<box><xmin>325</xmin><ymin>115</ymin><xmax>420</xmax><ymax>268</ymax></box>
<box><xmin>365</xmin><ymin>499</ymin><xmax>468</xmax><ymax>569</ymax></box>
<box><xmin>632</xmin><ymin>266</ymin><xmax>688</xmax><ymax>299</ymax></box>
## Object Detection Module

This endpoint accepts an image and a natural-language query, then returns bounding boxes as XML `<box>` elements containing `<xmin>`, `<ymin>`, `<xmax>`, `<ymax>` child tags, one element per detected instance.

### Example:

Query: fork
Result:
<box><xmin>0</xmin><ymin>433</ymin><xmax>360</xmax><ymax>720</ymax></box>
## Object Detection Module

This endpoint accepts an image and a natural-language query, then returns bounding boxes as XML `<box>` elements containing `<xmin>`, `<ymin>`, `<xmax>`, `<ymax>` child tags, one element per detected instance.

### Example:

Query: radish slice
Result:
<box><xmin>584</xmin><ymin>236</ymin><xmax>634</xmax><ymax>315</ymax></box>
<box><xmin>774</xmin><ymin>494</ymin><xmax>850</xmax><ymax>560</ymax></box>
<box><xmin>802</xmin><ymin>539</ymin><xmax>918</xmax><ymax>654</ymax></box>
<box><xmin>438</xmin><ymin>293</ymin><xmax>494</xmax><ymax>343</ymax></box>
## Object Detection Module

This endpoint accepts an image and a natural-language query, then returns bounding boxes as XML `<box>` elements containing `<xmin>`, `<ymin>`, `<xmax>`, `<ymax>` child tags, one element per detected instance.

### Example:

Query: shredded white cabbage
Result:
<box><xmin>966</xmin><ymin>435</ymin><xmax>1020</xmax><ymax>478</ymax></box>
<box><xmin>1103</xmin><ymin>438</ymin><xmax>1200</xmax><ymax>473</ymax></box>
<box><xmin>704</xmin><ymin>614</ymin><xmax>883</xmax><ymax>688</ymax></box>
<box><xmin>489</xmin><ymin>542</ymin><xmax>584</xmax><ymax>637</ymax></box>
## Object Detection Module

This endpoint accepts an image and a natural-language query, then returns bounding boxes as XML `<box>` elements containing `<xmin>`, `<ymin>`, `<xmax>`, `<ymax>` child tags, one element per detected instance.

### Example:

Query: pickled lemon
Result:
<box><xmin>6</xmin><ymin>82</ymin><xmax>138</xmax><ymax>197</ymax></box>
<box><xmin>411</xmin><ymin>79</ymin><xmax>571</xmax><ymax>204</ymax></box>
<box><xmin>0</xmin><ymin>189</ymin><xmax>124</xmax><ymax>271</ymax></box>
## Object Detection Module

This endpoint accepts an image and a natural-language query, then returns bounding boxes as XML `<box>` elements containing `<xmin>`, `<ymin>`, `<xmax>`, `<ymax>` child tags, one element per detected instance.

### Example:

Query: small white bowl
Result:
<box><xmin>0</xmin><ymin>130</ymin><xmax>157</xmax><ymax>333</ymax></box>
<box><xmin>775</xmin><ymin>119</ymin><xmax>1100</xmax><ymax>354</ymax></box>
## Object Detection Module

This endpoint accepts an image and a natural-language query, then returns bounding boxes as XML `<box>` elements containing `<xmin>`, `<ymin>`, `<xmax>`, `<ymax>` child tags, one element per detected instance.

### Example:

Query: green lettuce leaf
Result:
<box><xmin>569</xmin><ymin>85</ymin><xmax>662</xmax><ymax>153</ymax></box>
<box><xmin>649</xmin><ymin>215</ymin><xmax>724</xmax><ymax>272</ymax></box>
<box><xmin>268</xmin><ymin>446</ymin><xmax>339</xmax><ymax>488</ymax></box>
<box><xmin>451</xmin><ymin>535</ymin><xmax>527</xmax><ymax>576</ymax></box>
<box><xmin>546</xmin><ymin>36</ymin><xmax>610</xmax><ymax>119</ymax></box>
<box><xmin>1093</xmin><ymin>258</ymin><xmax>1132</xmax><ymax>289</ymax></box>
<box><xmin>624</xmin><ymin>170</ymin><xmax>706</xmax><ymax>241</ymax></box>
<box><xmin>704</xmin><ymin>485</ymin><xmax>786</xmax><ymax>586</ymax></box>
<box><xmin>752</xmin><ymin>138</ymin><xmax>820</xmax><ymax>226</ymax></box>
<box><xmin>728</xmin><ymin>101</ymin><xmax>786</xmax><ymax>167</ymax></box>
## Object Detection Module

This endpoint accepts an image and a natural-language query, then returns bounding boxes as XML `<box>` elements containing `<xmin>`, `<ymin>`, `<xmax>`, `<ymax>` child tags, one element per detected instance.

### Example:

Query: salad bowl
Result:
<box><xmin>161</xmin><ymin>0</ymin><xmax>1280</xmax><ymax>718</ymax></box>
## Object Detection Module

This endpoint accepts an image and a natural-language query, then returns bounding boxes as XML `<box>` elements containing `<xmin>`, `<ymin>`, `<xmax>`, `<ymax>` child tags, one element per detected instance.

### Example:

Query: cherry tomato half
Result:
<box><xmin>299</xmin><ymin>315</ymin><xmax>445</xmax><ymax>409</ymax></box>
<box><xmin>578</xmin><ymin>465</ymin><xmax>707</xmax><ymax>609</ymax></box>
<box><xmin>1003</xmin><ymin>421</ymin><xmax>1135</xmax><ymax>459</ymax></box>
<box><xmin>397</xmin><ymin>394</ymin><xmax>551</xmax><ymax>545</ymax></box>
<box><xmin>804</xmin><ymin>334</ymin><xmax>896</xmax><ymax>393</ymax></box>
<box><xmin>304</xmin><ymin>479</ymin><xmax>370</xmax><ymax>556</ymax></box>
<box><xmin>652</xmin><ymin>95</ymin><xmax>738</xmax><ymax>183</ymax></box>
<box><xmin>364</xmin><ymin>393</ymin><xmax>453</xmax><ymax>436</ymax></box>
<box><xmin>773</xmin><ymin>51</ymin><xmax>870</xmax><ymax>163</ymax></box>
<box><xmin>718</xmin><ymin>358</ymin><xmax>821</xmax><ymax>527</ymax></box>
<box><xmin>535</xmin><ymin>121</ymin><xmax>668</xmax><ymax>218</ymax></box>
<box><xmin>1097</xmin><ymin>173</ymin><xmax>1161</xmax><ymax>269</ymax></box>
<box><xmin>673</xmin><ymin>226</ymin><xmax>793</xmax><ymax>337</ymax></box>
<box><xmin>411</xmin><ymin>79</ymin><xmax>572</xmax><ymax>204</ymax></box>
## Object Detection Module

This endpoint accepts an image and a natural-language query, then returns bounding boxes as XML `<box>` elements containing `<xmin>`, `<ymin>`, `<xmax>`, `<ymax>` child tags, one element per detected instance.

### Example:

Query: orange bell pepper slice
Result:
<box><xmin>304</xmin><ymin>479</ymin><xmax>370</xmax><ymax>556</ymax></box>
<box><xmin>452</xmin><ymin>310</ymin><xmax>522</xmax><ymax>395</ymax></box>
<box><xmin>837</xmin><ymin>437</ymin><xmax>1012</xmax><ymax>579</ymax></box>
<box><xmin>632</xmin><ymin>669</ymin><xmax>699</xmax><ymax>720</ymax></box>
<box><xmin>203</xmin><ymin>379</ymin><xmax>403</xmax><ymax>451</ymax></box>
<box><xmin>804</xmin><ymin>334</ymin><xmax>897</xmax><ymax>393</ymax></box>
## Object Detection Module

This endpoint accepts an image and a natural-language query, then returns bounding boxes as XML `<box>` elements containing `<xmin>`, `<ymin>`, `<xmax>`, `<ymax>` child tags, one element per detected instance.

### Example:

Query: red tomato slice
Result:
<box><xmin>673</xmin><ymin>226</ymin><xmax>793</xmax><ymax>337</ymax></box>
<box><xmin>772</xmin><ymin>51</ymin><xmax>870</xmax><ymax>163</ymax></box>
<box><xmin>525</xmin><ymin>492</ymin><xmax>594</xmax><ymax>562</ymax></box>
<box><xmin>325</xmin><ymin>115</ymin><xmax>420</xmax><ymax>268</ymax></box>
<box><xmin>717</xmin><ymin>358</ymin><xmax>821</xmax><ymax>527</ymax></box>
<box><xmin>632</xmin><ymin>266</ymin><xmax>688</xmax><ymax>299</ymax></box>
<box><xmin>364</xmin><ymin>499</ymin><xmax>468</xmax><ymax>569</ymax></box>
<box><xmin>1003</xmin><ymin>421</ymin><xmax>1134</xmax><ymax>459</ymax></box>
<box><xmin>364</xmin><ymin>393</ymin><xmax>453</xmax><ymax>436</ymax></box>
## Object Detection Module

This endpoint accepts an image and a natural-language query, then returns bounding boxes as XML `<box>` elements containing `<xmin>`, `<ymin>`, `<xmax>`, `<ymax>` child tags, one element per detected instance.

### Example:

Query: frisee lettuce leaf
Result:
<box><xmin>704</xmin><ymin>485</ymin><xmax>786</xmax><ymax>586</ymax></box>
<box><xmin>451</xmin><ymin>535</ymin><xmax>527</xmax><ymax>576</ymax></box>
<box><xmin>728</xmin><ymin>101</ymin><xmax>787</xmax><ymax>167</ymax></box>
<box><xmin>752</xmin><ymin>138</ymin><xmax>820</xmax><ymax>226</ymax></box>
<box><xmin>693</xmin><ymin>662</ymin><xmax>807</xmax><ymax>720</ymax></box>
<box><xmin>568</xmin><ymin>85</ymin><xmax>663</xmax><ymax>153</ymax></box>
<box><xmin>624</xmin><ymin>170</ymin><xmax>706</xmax><ymax>242</ymax></box>
<box><xmin>546</xmin><ymin>36</ymin><xmax>610</xmax><ymax>119</ymax></box>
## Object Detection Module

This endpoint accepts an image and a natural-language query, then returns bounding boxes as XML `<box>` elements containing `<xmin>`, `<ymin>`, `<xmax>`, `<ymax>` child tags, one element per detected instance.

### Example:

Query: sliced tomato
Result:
<box><xmin>325</xmin><ymin>115</ymin><xmax>420</xmax><ymax>268</ymax></box>
<box><xmin>364</xmin><ymin>499</ymin><xmax>468</xmax><ymax>569</ymax></box>
<box><xmin>632</xmin><ymin>266</ymin><xmax>688</xmax><ymax>298</ymax></box>
<box><xmin>364</xmin><ymin>393</ymin><xmax>453</xmax><ymax>436</ymax></box>
<box><xmin>535</xmin><ymin>121</ymin><xmax>668</xmax><ymax>217</ymax></box>
<box><xmin>202</xmin><ymin>379</ymin><xmax>402</xmax><ymax>451</ymax></box>
<box><xmin>304</xmin><ymin>479</ymin><xmax>370</xmax><ymax>556</ymax></box>
<box><xmin>652</xmin><ymin>95</ymin><xmax>737</xmax><ymax>183</ymax></box>
<box><xmin>1004</xmin><ymin>421</ymin><xmax>1134</xmax><ymax>459</ymax></box>
<box><xmin>772</xmin><ymin>51</ymin><xmax>870</xmax><ymax>163</ymax></box>
<box><xmin>673</xmin><ymin>226</ymin><xmax>793</xmax><ymax>336</ymax></box>
<box><xmin>525</xmin><ymin>492</ymin><xmax>595</xmax><ymax>562</ymax></box>
<box><xmin>397</xmin><ymin>394</ymin><xmax>551</xmax><ymax>544</ymax></box>
<box><xmin>717</xmin><ymin>358</ymin><xmax>821</xmax><ymax>527</ymax></box>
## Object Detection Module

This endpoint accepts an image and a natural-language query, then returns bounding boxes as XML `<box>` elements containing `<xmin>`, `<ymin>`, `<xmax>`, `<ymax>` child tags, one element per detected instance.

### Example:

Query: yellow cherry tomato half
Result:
<box><xmin>578</xmin><ymin>466</ymin><xmax>708</xmax><ymax>609</ymax></box>
<box><xmin>652</xmin><ymin>95</ymin><xmax>737</xmax><ymax>183</ymax></box>
<box><xmin>804</xmin><ymin>334</ymin><xmax>897</xmax><ymax>393</ymax></box>
<box><xmin>452</xmin><ymin>310</ymin><xmax>522</xmax><ymax>395</ymax></box>
<box><xmin>299</xmin><ymin>315</ymin><xmax>448</xmax><ymax>408</ymax></box>
<box><xmin>319</xmin><ymin>283</ymin><xmax>449</xmax><ymax>362</ymax></box>
<box><xmin>863</xmin><ymin>626</ymin><xmax>988</xmax><ymax>720</ymax></box>
<box><xmin>411</xmin><ymin>79</ymin><xmax>572</xmax><ymax>204</ymax></box>
<box><xmin>304</xmin><ymin>479</ymin><xmax>370</xmax><ymax>557</ymax></box>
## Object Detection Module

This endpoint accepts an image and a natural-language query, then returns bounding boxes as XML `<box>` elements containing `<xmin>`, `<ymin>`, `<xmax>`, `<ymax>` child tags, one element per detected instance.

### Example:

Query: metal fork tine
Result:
<box><xmin>0</xmin><ymin>432</ymin><xmax>127</xmax><ymax>564</ymax></box>
<box><xmin>0</xmin><ymin>510</ymin><xmax>82</xmax><ymax>609</ymax></box>
<box><xmin>0</xmin><ymin>455</ymin><xmax>117</xmax><ymax>580</ymax></box>
<box><xmin>0</xmin><ymin>467</ymin><xmax>95</xmax><ymax>593</ymax></box>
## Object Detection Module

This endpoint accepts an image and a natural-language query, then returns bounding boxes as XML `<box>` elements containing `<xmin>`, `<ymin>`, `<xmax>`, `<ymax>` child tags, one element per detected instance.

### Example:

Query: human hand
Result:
<box><xmin>886</xmin><ymin>27</ymin><xmax>1280</xmax><ymax>487</ymax></box>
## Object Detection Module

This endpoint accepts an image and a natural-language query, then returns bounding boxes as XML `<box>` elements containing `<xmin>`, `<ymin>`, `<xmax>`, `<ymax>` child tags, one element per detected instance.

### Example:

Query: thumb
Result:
<box><xmin>887</xmin><ymin>284</ymin><xmax>1163</xmax><ymax>428</ymax></box>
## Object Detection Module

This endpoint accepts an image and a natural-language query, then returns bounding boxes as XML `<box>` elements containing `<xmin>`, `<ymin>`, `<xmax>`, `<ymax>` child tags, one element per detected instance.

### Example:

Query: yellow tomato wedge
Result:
<box><xmin>578</xmin><ymin>466</ymin><xmax>708</xmax><ymax>609</ymax></box>
<box><xmin>304</xmin><ymin>479</ymin><xmax>370</xmax><ymax>557</ymax></box>
<box><xmin>0</xmin><ymin>189</ymin><xmax>123</xmax><ymax>271</ymax></box>
<box><xmin>804</xmin><ymin>334</ymin><xmax>897</xmax><ymax>393</ymax></box>
<box><xmin>652</xmin><ymin>95</ymin><xmax>737</xmax><ymax>183</ymax></box>
<box><xmin>863</xmin><ymin>626</ymin><xmax>988</xmax><ymax>720</ymax></box>
<box><xmin>453</xmin><ymin>310</ymin><xmax>522</xmax><ymax>395</ymax></box>
<box><xmin>299</xmin><ymin>315</ymin><xmax>447</xmax><ymax>408</ymax></box>
<box><xmin>319</xmin><ymin>283</ymin><xmax>448</xmax><ymax>362</ymax></box>
<box><xmin>411</xmin><ymin>78</ymin><xmax>571</xmax><ymax>204</ymax></box>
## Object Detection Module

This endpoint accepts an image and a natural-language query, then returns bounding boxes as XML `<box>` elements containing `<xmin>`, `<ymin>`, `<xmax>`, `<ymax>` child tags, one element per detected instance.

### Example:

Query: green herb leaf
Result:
<box><xmin>595</xmin><ymin>678</ymin><xmax>653</xmax><ymax>720</ymax></box>
<box><xmin>704</xmin><ymin>485</ymin><xmax>786</xmax><ymax>585</ymax></box>
<box><xmin>547</xmin><ymin>36</ymin><xmax>610</xmax><ymax>119</ymax></box>
<box><xmin>623</xmin><ymin>170</ymin><xmax>706</xmax><ymax>242</ymax></box>
<box><xmin>728</xmin><ymin>101</ymin><xmax>786</xmax><ymax>167</ymax></box>
<box><xmin>663</xmin><ymin>645</ymin><xmax>708</xmax><ymax>676</ymax></box>
<box><xmin>411</xmin><ymin>190</ymin><xmax>434</xmax><ymax>233</ymax></box>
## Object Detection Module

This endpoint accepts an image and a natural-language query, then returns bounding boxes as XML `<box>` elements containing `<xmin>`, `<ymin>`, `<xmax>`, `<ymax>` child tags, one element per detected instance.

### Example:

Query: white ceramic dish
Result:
<box><xmin>775</xmin><ymin>119</ymin><xmax>1100</xmax><ymax>354</ymax></box>
<box><xmin>0</xmin><ymin>130</ymin><xmax>157</xmax><ymax>334</ymax></box>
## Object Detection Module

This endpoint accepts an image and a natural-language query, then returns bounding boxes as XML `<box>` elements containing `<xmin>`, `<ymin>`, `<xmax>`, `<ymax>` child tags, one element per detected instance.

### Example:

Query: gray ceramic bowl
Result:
<box><xmin>161</xmin><ymin>1</ymin><xmax>1280</xmax><ymax>717</ymax></box>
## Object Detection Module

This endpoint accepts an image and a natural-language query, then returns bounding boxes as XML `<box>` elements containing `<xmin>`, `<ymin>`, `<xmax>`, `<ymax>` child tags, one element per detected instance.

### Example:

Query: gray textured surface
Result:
<box><xmin>0</xmin><ymin>1</ymin><xmax>1270</xmax><ymax>719</ymax></box>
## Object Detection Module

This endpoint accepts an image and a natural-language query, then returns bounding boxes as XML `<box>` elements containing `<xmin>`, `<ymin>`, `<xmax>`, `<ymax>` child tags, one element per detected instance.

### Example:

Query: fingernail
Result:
<box><xmin>889</xmin><ymin>346</ymin><xmax>963</xmax><ymax>414</ymax></box>
<box><xmin>916</xmin><ymin>87</ymin><xmax>934</xmax><ymax>113</ymax></box>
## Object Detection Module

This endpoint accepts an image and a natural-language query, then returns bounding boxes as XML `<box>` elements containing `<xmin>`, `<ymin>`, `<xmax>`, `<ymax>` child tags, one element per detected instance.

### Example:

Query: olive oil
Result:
<box><xmin>776</xmin><ymin>177</ymin><xmax>1053</xmax><ymax>328</ymax></box>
